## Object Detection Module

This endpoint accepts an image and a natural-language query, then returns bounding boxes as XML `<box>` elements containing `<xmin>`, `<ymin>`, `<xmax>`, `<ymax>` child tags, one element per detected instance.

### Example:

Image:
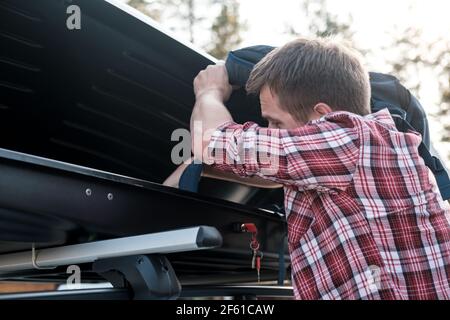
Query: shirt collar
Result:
<box><xmin>307</xmin><ymin>108</ymin><xmax>396</xmax><ymax>129</ymax></box>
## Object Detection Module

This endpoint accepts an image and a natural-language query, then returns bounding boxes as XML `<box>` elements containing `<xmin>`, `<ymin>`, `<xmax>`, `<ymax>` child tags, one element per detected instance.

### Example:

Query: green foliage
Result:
<box><xmin>303</xmin><ymin>0</ymin><xmax>354</xmax><ymax>40</ymax></box>
<box><xmin>208</xmin><ymin>0</ymin><xmax>245</xmax><ymax>59</ymax></box>
<box><xmin>127</xmin><ymin>0</ymin><xmax>163</xmax><ymax>21</ymax></box>
<box><xmin>288</xmin><ymin>0</ymin><xmax>355</xmax><ymax>43</ymax></box>
<box><xmin>386</xmin><ymin>26</ymin><xmax>450</xmax><ymax>149</ymax></box>
<box><xmin>127</xmin><ymin>0</ymin><xmax>244</xmax><ymax>56</ymax></box>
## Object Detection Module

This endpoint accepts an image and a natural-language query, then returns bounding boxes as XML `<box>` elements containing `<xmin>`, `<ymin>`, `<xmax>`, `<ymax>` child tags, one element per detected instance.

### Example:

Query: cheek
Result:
<box><xmin>283</xmin><ymin>117</ymin><xmax>304</xmax><ymax>129</ymax></box>
<box><xmin>277</xmin><ymin>110</ymin><xmax>300</xmax><ymax>128</ymax></box>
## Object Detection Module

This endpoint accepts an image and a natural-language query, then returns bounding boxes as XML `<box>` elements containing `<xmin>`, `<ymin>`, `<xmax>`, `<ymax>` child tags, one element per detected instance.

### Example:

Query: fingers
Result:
<box><xmin>193</xmin><ymin>63</ymin><xmax>232</xmax><ymax>101</ymax></box>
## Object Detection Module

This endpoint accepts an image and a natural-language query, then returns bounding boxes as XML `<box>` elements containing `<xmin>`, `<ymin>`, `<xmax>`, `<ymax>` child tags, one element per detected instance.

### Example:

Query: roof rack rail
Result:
<box><xmin>0</xmin><ymin>226</ymin><xmax>223</xmax><ymax>272</ymax></box>
<box><xmin>0</xmin><ymin>226</ymin><xmax>223</xmax><ymax>300</ymax></box>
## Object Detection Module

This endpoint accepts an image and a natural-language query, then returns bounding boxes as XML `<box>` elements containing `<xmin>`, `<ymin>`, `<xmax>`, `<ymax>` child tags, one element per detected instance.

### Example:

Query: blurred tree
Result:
<box><xmin>383</xmin><ymin>27</ymin><xmax>441</xmax><ymax>98</ymax></box>
<box><xmin>436</xmin><ymin>50</ymin><xmax>450</xmax><ymax>144</ymax></box>
<box><xmin>208</xmin><ymin>0</ymin><xmax>245</xmax><ymax>59</ymax></box>
<box><xmin>186</xmin><ymin>0</ymin><xmax>196</xmax><ymax>43</ymax></box>
<box><xmin>441</xmin><ymin>88</ymin><xmax>450</xmax><ymax>143</ymax></box>
<box><xmin>386</xmin><ymin>26</ymin><xmax>450</xmax><ymax>157</ymax></box>
<box><xmin>304</xmin><ymin>0</ymin><xmax>354</xmax><ymax>40</ymax></box>
<box><xmin>288</xmin><ymin>0</ymin><xmax>355</xmax><ymax>43</ymax></box>
<box><xmin>127</xmin><ymin>0</ymin><xmax>204</xmax><ymax>44</ymax></box>
<box><xmin>127</xmin><ymin>0</ymin><xmax>164</xmax><ymax>21</ymax></box>
<box><xmin>128</xmin><ymin>0</ymin><xmax>244</xmax><ymax>57</ymax></box>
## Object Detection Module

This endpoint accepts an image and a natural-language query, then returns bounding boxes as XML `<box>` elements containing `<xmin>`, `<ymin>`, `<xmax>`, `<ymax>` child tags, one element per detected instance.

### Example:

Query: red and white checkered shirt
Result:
<box><xmin>208</xmin><ymin>108</ymin><xmax>450</xmax><ymax>300</ymax></box>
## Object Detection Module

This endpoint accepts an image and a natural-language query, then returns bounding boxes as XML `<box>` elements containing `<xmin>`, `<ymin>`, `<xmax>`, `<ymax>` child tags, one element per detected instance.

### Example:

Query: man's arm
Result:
<box><xmin>164</xmin><ymin>63</ymin><xmax>281</xmax><ymax>190</ymax></box>
<box><xmin>202</xmin><ymin>165</ymin><xmax>282</xmax><ymax>188</ymax></box>
<box><xmin>208</xmin><ymin>120</ymin><xmax>361</xmax><ymax>191</ymax></box>
<box><xmin>190</xmin><ymin>63</ymin><xmax>234</xmax><ymax>161</ymax></box>
<box><xmin>163</xmin><ymin>158</ymin><xmax>282</xmax><ymax>189</ymax></box>
<box><xmin>162</xmin><ymin>161</ymin><xmax>190</xmax><ymax>188</ymax></box>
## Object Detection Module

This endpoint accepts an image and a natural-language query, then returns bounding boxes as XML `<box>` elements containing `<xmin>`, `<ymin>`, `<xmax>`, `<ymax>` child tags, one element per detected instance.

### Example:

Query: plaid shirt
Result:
<box><xmin>208</xmin><ymin>108</ymin><xmax>450</xmax><ymax>300</ymax></box>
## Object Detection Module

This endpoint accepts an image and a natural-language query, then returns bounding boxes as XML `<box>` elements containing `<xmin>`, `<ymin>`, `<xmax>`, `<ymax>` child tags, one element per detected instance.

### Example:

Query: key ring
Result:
<box><xmin>250</xmin><ymin>240</ymin><xmax>260</xmax><ymax>251</ymax></box>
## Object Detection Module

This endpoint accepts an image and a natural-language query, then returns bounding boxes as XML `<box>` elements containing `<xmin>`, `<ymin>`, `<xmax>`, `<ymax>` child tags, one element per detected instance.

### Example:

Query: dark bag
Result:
<box><xmin>225</xmin><ymin>45</ymin><xmax>450</xmax><ymax>200</ymax></box>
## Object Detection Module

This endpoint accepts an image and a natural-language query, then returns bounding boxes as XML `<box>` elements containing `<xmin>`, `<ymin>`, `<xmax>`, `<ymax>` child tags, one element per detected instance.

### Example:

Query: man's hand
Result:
<box><xmin>193</xmin><ymin>63</ymin><xmax>233</xmax><ymax>102</ymax></box>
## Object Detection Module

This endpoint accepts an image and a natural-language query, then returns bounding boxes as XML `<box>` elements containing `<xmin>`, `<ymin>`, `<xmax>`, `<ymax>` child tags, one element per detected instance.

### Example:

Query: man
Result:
<box><xmin>165</xmin><ymin>38</ymin><xmax>450</xmax><ymax>299</ymax></box>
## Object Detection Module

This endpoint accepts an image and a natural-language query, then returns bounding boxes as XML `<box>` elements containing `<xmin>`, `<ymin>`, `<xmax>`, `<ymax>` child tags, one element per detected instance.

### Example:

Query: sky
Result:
<box><xmin>238</xmin><ymin>0</ymin><xmax>450</xmax><ymax>49</ymax></box>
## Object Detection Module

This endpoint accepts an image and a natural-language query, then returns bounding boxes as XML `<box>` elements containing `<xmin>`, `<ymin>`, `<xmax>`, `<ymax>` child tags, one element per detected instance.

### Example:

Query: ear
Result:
<box><xmin>313</xmin><ymin>103</ymin><xmax>333</xmax><ymax>116</ymax></box>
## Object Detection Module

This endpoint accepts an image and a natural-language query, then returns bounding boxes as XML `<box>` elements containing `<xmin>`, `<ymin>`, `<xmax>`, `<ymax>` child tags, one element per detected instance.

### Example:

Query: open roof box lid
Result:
<box><xmin>0</xmin><ymin>0</ymin><xmax>289</xmax><ymax>285</ymax></box>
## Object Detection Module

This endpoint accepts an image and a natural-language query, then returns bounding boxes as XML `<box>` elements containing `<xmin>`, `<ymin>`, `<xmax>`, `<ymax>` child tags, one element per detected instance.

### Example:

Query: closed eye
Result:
<box><xmin>269</xmin><ymin>121</ymin><xmax>281</xmax><ymax>129</ymax></box>
<box><xmin>262</xmin><ymin>115</ymin><xmax>281</xmax><ymax>129</ymax></box>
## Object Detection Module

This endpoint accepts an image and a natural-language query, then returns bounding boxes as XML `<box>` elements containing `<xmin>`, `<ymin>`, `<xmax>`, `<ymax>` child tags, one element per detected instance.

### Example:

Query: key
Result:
<box><xmin>250</xmin><ymin>240</ymin><xmax>259</xmax><ymax>269</ymax></box>
<box><xmin>251</xmin><ymin>249</ymin><xmax>257</xmax><ymax>269</ymax></box>
<box><xmin>256</xmin><ymin>251</ymin><xmax>263</xmax><ymax>283</ymax></box>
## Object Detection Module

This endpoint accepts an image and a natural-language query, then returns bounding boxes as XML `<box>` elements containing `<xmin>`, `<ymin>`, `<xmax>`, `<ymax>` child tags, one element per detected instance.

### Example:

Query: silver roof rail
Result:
<box><xmin>0</xmin><ymin>226</ymin><xmax>222</xmax><ymax>273</ymax></box>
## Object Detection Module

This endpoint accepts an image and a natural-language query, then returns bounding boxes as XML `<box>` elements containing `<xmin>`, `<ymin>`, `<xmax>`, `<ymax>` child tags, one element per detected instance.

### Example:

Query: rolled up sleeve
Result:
<box><xmin>207</xmin><ymin>119</ymin><xmax>360</xmax><ymax>192</ymax></box>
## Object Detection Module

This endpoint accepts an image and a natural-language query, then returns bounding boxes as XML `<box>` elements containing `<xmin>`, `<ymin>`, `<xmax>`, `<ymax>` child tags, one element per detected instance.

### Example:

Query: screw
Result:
<box><xmin>85</xmin><ymin>188</ymin><xmax>92</xmax><ymax>196</ymax></box>
<box><xmin>107</xmin><ymin>193</ymin><xmax>114</xmax><ymax>201</ymax></box>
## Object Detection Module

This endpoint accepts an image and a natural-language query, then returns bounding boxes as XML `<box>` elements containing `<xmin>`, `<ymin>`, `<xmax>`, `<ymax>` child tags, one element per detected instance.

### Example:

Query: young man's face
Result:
<box><xmin>260</xmin><ymin>86</ymin><xmax>302</xmax><ymax>129</ymax></box>
<box><xmin>259</xmin><ymin>85</ymin><xmax>332</xmax><ymax>129</ymax></box>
